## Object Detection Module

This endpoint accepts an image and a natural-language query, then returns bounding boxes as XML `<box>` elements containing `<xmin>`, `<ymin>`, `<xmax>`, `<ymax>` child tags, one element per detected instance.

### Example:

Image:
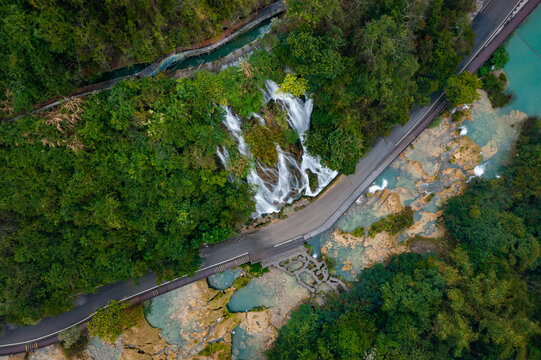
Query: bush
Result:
<box><xmin>233</xmin><ymin>276</ymin><xmax>250</xmax><ymax>289</ymax></box>
<box><xmin>199</xmin><ymin>341</ymin><xmax>231</xmax><ymax>360</ymax></box>
<box><xmin>87</xmin><ymin>301</ymin><xmax>137</xmax><ymax>343</ymax></box>
<box><xmin>489</xmin><ymin>46</ymin><xmax>510</xmax><ymax>70</ymax></box>
<box><xmin>482</xmin><ymin>73</ymin><xmax>512</xmax><ymax>108</ymax></box>
<box><xmin>58</xmin><ymin>326</ymin><xmax>81</xmax><ymax>349</ymax></box>
<box><xmin>277</xmin><ymin>73</ymin><xmax>308</xmax><ymax>97</ymax></box>
<box><xmin>242</xmin><ymin>262</ymin><xmax>269</xmax><ymax>277</ymax></box>
<box><xmin>368</xmin><ymin>206</ymin><xmax>414</xmax><ymax>237</ymax></box>
<box><xmin>284</xmin><ymin>128</ymin><xmax>300</xmax><ymax>145</ymax></box>
<box><xmin>350</xmin><ymin>226</ymin><xmax>366</xmax><ymax>238</ymax></box>
<box><xmin>445</xmin><ymin>72</ymin><xmax>481</xmax><ymax>106</ymax></box>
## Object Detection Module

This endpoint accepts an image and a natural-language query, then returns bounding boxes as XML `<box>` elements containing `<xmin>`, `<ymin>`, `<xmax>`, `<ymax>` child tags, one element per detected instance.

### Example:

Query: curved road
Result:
<box><xmin>0</xmin><ymin>0</ymin><xmax>538</xmax><ymax>355</ymax></box>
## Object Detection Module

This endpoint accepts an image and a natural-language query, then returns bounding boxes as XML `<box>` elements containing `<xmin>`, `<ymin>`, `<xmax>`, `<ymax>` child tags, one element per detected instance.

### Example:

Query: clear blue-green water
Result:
<box><xmin>231</xmin><ymin>324</ymin><xmax>265</xmax><ymax>360</ymax></box>
<box><xmin>208</xmin><ymin>268</ymin><xmax>242</xmax><ymax>290</ymax></box>
<box><xmin>143</xmin><ymin>288</ymin><xmax>192</xmax><ymax>347</ymax></box>
<box><xmin>500</xmin><ymin>6</ymin><xmax>541</xmax><ymax>117</ymax></box>
<box><xmin>227</xmin><ymin>279</ymin><xmax>275</xmax><ymax>312</ymax></box>
<box><xmin>167</xmin><ymin>18</ymin><xmax>273</xmax><ymax>72</ymax></box>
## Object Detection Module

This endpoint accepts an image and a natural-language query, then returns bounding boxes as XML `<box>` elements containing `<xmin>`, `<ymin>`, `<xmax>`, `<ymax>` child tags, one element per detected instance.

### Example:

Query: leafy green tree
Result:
<box><xmin>58</xmin><ymin>327</ymin><xmax>81</xmax><ymax>349</ymax></box>
<box><xmin>277</xmin><ymin>74</ymin><xmax>308</xmax><ymax>97</ymax></box>
<box><xmin>285</xmin><ymin>0</ymin><xmax>340</xmax><ymax>29</ymax></box>
<box><xmin>490</xmin><ymin>46</ymin><xmax>510</xmax><ymax>70</ymax></box>
<box><xmin>87</xmin><ymin>300</ymin><xmax>136</xmax><ymax>342</ymax></box>
<box><xmin>445</xmin><ymin>72</ymin><xmax>481</xmax><ymax>106</ymax></box>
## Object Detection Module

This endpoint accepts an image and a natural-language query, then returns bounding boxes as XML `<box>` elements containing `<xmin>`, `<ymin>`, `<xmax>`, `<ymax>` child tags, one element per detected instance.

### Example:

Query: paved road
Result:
<box><xmin>0</xmin><ymin>0</ymin><xmax>537</xmax><ymax>354</ymax></box>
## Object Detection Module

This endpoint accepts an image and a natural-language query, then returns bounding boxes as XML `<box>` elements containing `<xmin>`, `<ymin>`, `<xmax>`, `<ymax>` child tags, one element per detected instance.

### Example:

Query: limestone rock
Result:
<box><xmin>121</xmin><ymin>310</ymin><xmax>169</xmax><ymax>360</ymax></box>
<box><xmin>361</xmin><ymin>232</ymin><xmax>407</xmax><ymax>268</ymax></box>
<box><xmin>384</xmin><ymin>192</ymin><xmax>403</xmax><ymax>213</ymax></box>
<box><xmin>330</xmin><ymin>229</ymin><xmax>363</xmax><ymax>249</ymax></box>
<box><xmin>450</xmin><ymin>136</ymin><xmax>482</xmax><ymax>170</ymax></box>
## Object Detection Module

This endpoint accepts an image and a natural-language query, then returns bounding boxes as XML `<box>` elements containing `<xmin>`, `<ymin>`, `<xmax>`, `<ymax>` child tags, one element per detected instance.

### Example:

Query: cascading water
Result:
<box><xmin>217</xmin><ymin>81</ymin><xmax>338</xmax><ymax>217</ymax></box>
<box><xmin>264</xmin><ymin>80</ymin><xmax>338</xmax><ymax>196</ymax></box>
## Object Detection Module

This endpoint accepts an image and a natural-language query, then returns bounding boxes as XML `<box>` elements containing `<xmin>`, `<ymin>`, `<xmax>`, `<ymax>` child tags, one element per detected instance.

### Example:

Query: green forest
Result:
<box><xmin>267</xmin><ymin>117</ymin><xmax>541</xmax><ymax>359</ymax></box>
<box><xmin>0</xmin><ymin>71</ymin><xmax>262</xmax><ymax>324</ymax></box>
<box><xmin>0</xmin><ymin>0</ymin><xmax>484</xmax><ymax>326</ymax></box>
<box><xmin>273</xmin><ymin>0</ymin><xmax>475</xmax><ymax>173</ymax></box>
<box><xmin>0</xmin><ymin>0</ymin><xmax>272</xmax><ymax>118</ymax></box>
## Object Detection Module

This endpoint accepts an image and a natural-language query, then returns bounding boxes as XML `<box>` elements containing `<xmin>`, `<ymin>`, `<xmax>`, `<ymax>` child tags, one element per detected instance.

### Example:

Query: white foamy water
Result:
<box><xmin>474</xmin><ymin>162</ymin><xmax>487</xmax><ymax>177</ymax></box>
<box><xmin>264</xmin><ymin>80</ymin><xmax>338</xmax><ymax>197</ymax></box>
<box><xmin>368</xmin><ymin>179</ymin><xmax>388</xmax><ymax>193</ymax></box>
<box><xmin>217</xmin><ymin>81</ymin><xmax>338</xmax><ymax>217</ymax></box>
<box><xmin>459</xmin><ymin>125</ymin><xmax>468</xmax><ymax>136</ymax></box>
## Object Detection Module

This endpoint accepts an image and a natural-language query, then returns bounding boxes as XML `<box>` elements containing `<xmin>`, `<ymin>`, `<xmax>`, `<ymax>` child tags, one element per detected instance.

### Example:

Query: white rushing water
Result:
<box><xmin>368</xmin><ymin>179</ymin><xmax>389</xmax><ymax>193</ymax></box>
<box><xmin>217</xmin><ymin>81</ymin><xmax>337</xmax><ymax>217</ymax></box>
<box><xmin>473</xmin><ymin>162</ymin><xmax>487</xmax><ymax>177</ymax></box>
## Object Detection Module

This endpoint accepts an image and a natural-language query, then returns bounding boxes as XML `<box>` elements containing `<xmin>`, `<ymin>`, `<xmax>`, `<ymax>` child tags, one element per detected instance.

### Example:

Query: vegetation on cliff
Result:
<box><xmin>0</xmin><ymin>0</ymin><xmax>272</xmax><ymax>118</ymax></box>
<box><xmin>267</xmin><ymin>117</ymin><xmax>541</xmax><ymax>359</ymax></box>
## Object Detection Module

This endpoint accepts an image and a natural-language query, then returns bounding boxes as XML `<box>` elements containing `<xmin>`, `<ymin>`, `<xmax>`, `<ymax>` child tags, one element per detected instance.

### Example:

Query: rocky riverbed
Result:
<box><xmin>309</xmin><ymin>88</ymin><xmax>528</xmax><ymax>281</ymax></box>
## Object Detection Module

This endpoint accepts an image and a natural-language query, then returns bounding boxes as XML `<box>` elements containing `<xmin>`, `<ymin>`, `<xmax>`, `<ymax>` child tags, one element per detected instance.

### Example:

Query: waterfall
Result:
<box><xmin>473</xmin><ymin>162</ymin><xmax>487</xmax><ymax>177</ymax></box>
<box><xmin>217</xmin><ymin>81</ymin><xmax>338</xmax><ymax>217</ymax></box>
<box><xmin>368</xmin><ymin>179</ymin><xmax>389</xmax><ymax>193</ymax></box>
<box><xmin>264</xmin><ymin>80</ymin><xmax>338</xmax><ymax>196</ymax></box>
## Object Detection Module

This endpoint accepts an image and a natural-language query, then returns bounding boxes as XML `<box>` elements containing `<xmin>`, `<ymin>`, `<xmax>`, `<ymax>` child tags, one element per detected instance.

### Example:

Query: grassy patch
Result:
<box><xmin>428</xmin><ymin>115</ymin><xmax>442</xmax><ymax>128</ymax></box>
<box><xmin>233</xmin><ymin>276</ymin><xmax>250</xmax><ymax>290</ymax></box>
<box><xmin>241</xmin><ymin>262</ymin><xmax>269</xmax><ymax>277</ymax></box>
<box><xmin>349</xmin><ymin>226</ymin><xmax>365</xmax><ymax>238</ymax></box>
<box><xmin>368</xmin><ymin>206</ymin><xmax>414</xmax><ymax>237</ymax></box>
<box><xmin>199</xmin><ymin>341</ymin><xmax>231</xmax><ymax>360</ymax></box>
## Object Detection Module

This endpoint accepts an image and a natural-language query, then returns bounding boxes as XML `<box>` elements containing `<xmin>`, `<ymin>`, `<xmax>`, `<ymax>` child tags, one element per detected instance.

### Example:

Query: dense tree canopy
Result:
<box><xmin>269</xmin><ymin>0</ymin><xmax>476</xmax><ymax>174</ymax></box>
<box><xmin>445</xmin><ymin>72</ymin><xmax>481</xmax><ymax>106</ymax></box>
<box><xmin>0</xmin><ymin>0</ymin><xmax>272</xmax><ymax>118</ymax></box>
<box><xmin>267</xmin><ymin>118</ymin><xmax>541</xmax><ymax>359</ymax></box>
<box><xmin>0</xmin><ymin>73</ymin><xmax>256</xmax><ymax>325</ymax></box>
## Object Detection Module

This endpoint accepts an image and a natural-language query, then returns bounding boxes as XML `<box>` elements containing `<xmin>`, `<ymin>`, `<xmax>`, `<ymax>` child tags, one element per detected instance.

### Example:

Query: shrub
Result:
<box><xmin>87</xmin><ymin>301</ymin><xmax>137</xmax><ymax>343</ymax></box>
<box><xmin>482</xmin><ymin>73</ymin><xmax>512</xmax><ymax>108</ymax></box>
<box><xmin>368</xmin><ymin>206</ymin><xmax>414</xmax><ymax>237</ymax></box>
<box><xmin>445</xmin><ymin>72</ymin><xmax>481</xmax><ymax>106</ymax></box>
<box><xmin>58</xmin><ymin>327</ymin><xmax>81</xmax><ymax>349</ymax></box>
